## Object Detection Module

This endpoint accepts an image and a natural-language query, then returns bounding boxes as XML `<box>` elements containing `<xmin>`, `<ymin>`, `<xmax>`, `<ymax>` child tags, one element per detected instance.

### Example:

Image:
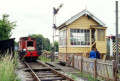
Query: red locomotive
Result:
<box><xmin>18</xmin><ymin>37</ymin><xmax>41</xmax><ymax>60</ymax></box>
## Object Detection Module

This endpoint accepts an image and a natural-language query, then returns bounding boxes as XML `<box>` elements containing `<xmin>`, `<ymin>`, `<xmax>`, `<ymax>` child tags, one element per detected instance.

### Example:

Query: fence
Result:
<box><xmin>67</xmin><ymin>55</ymin><xmax>116</xmax><ymax>81</ymax></box>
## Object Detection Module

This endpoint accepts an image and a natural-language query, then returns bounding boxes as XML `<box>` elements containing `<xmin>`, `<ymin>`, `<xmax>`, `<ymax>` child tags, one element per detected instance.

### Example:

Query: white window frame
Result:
<box><xmin>70</xmin><ymin>28</ymin><xmax>91</xmax><ymax>47</ymax></box>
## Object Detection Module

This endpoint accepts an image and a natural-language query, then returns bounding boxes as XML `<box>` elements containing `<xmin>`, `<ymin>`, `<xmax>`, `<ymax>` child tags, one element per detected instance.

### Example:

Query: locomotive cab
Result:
<box><xmin>19</xmin><ymin>37</ymin><xmax>41</xmax><ymax>60</ymax></box>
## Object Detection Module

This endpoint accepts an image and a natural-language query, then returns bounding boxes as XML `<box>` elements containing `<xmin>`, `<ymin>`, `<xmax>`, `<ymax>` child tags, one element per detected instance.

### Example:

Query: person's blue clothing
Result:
<box><xmin>89</xmin><ymin>50</ymin><xmax>96</xmax><ymax>59</ymax></box>
<box><xmin>96</xmin><ymin>51</ymin><xmax>100</xmax><ymax>59</ymax></box>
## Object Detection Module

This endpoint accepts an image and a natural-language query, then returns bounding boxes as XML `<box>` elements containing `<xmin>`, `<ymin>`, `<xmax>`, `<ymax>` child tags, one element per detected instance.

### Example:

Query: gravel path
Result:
<box><xmin>46</xmin><ymin>62</ymin><xmax>89</xmax><ymax>81</ymax></box>
<box><xmin>16</xmin><ymin>59</ymin><xmax>26</xmax><ymax>81</ymax></box>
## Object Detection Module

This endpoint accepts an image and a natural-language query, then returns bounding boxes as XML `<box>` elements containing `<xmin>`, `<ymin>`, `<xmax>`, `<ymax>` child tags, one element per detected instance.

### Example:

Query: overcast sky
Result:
<box><xmin>0</xmin><ymin>0</ymin><xmax>118</xmax><ymax>42</ymax></box>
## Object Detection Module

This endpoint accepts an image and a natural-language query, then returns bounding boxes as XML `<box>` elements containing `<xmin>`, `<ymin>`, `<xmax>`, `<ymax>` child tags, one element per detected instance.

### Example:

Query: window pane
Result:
<box><xmin>77</xmin><ymin>29</ymin><xmax>79</xmax><ymax>33</ymax></box>
<box><xmin>97</xmin><ymin>29</ymin><xmax>105</xmax><ymax>41</ymax></box>
<box><xmin>78</xmin><ymin>41</ymin><xmax>80</xmax><ymax>45</ymax></box>
<box><xmin>87</xmin><ymin>42</ymin><xmax>89</xmax><ymax>45</ymax></box>
<box><xmin>59</xmin><ymin>29</ymin><xmax>68</xmax><ymax>46</ymax></box>
<box><xmin>63</xmin><ymin>30</ymin><xmax>65</xmax><ymax>46</ymax></box>
<box><xmin>27</xmin><ymin>41</ymin><xmax>33</xmax><ymax>47</ymax></box>
<box><xmin>81</xmin><ymin>29</ymin><xmax>83</xmax><ymax>33</ymax></box>
<box><xmin>59</xmin><ymin>31</ymin><xmax>63</xmax><ymax>46</ymax></box>
<box><xmin>87</xmin><ymin>29</ymin><xmax>89</xmax><ymax>33</ymax></box>
<box><xmin>101</xmin><ymin>30</ymin><xmax>105</xmax><ymax>41</ymax></box>
<box><xmin>71</xmin><ymin>29</ymin><xmax>73</xmax><ymax>32</ymax></box>
<box><xmin>74</xmin><ymin>29</ymin><xmax>76</xmax><ymax>32</ymax></box>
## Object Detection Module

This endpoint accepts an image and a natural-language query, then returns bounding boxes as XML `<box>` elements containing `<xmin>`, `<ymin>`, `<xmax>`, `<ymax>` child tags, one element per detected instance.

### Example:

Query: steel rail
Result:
<box><xmin>24</xmin><ymin>61</ymin><xmax>41</xmax><ymax>81</ymax></box>
<box><xmin>37</xmin><ymin>60</ymin><xmax>75</xmax><ymax>81</ymax></box>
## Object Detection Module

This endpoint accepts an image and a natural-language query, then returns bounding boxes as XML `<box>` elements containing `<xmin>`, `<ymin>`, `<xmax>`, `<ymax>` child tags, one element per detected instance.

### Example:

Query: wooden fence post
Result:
<box><xmin>81</xmin><ymin>57</ymin><xmax>83</xmax><ymax>73</ymax></box>
<box><xmin>94</xmin><ymin>59</ymin><xmax>97</xmax><ymax>79</ymax></box>
<box><xmin>72</xmin><ymin>55</ymin><xmax>74</xmax><ymax>68</ymax></box>
<box><xmin>112</xmin><ymin>60</ymin><xmax>117</xmax><ymax>81</ymax></box>
<box><xmin>66</xmin><ymin>55</ymin><xmax>69</xmax><ymax>66</ymax></box>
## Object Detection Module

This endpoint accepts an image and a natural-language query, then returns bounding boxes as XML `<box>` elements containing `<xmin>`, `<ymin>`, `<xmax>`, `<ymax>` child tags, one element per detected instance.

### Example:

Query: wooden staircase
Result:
<box><xmin>83</xmin><ymin>42</ymin><xmax>96</xmax><ymax>58</ymax></box>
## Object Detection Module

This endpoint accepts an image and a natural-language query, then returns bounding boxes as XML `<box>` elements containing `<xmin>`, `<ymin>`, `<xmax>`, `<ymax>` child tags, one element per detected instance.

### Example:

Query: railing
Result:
<box><xmin>83</xmin><ymin>42</ymin><xmax>96</xmax><ymax>58</ymax></box>
<box><xmin>68</xmin><ymin>55</ymin><xmax>116</xmax><ymax>81</ymax></box>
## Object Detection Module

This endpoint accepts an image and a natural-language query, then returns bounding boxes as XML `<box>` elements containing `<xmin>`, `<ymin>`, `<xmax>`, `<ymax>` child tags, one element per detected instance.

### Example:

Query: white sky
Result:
<box><xmin>0</xmin><ymin>0</ymin><xmax>118</xmax><ymax>42</ymax></box>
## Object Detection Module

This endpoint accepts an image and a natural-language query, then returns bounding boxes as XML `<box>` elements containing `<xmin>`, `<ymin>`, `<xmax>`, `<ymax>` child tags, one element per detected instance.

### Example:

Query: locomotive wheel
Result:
<box><xmin>18</xmin><ymin>53</ymin><xmax>22</xmax><ymax>59</ymax></box>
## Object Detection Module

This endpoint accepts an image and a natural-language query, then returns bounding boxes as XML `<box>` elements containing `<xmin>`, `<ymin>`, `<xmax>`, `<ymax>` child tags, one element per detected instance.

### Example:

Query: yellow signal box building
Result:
<box><xmin>57</xmin><ymin>9</ymin><xmax>107</xmax><ymax>63</ymax></box>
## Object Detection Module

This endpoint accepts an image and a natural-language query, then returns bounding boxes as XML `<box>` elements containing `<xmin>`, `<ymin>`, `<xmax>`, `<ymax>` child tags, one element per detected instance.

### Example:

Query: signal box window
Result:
<box><xmin>70</xmin><ymin>29</ymin><xmax>90</xmax><ymax>47</ymax></box>
<box><xmin>27</xmin><ymin>41</ymin><xmax>33</xmax><ymax>47</ymax></box>
<box><xmin>59</xmin><ymin>29</ymin><xmax>68</xmax><ymax>47</ymax></box>
<box><xmin>97</xmin><ymin>29</ymin><xmax>105</xmax><ymax>41</ymax></box>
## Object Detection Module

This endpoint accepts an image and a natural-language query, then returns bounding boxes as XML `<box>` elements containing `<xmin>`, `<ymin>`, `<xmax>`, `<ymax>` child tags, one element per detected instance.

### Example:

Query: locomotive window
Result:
<box><xmin>27</xmin><ymin>41</ymin><xmax>33</xmax><ymax>47</ymax></box>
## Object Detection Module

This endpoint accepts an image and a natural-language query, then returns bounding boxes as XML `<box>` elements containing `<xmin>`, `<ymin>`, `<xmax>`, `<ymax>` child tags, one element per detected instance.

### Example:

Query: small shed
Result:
<box><xmin>0</xmin><ymin>38</ymin><xmax>15</xmax><ymax>57</ymax></box>
<box><xmin>57</xmin><ymin>9</ymin><xmax>107</xmax><ymax>63</ymax></box>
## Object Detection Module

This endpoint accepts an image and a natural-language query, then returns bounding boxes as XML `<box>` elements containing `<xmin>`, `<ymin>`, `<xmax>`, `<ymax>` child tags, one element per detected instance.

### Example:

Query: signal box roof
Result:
<box><xmin>57</xmin><ymin>9</ymin><xmax>106</xmax><ymax>30</ymax></box>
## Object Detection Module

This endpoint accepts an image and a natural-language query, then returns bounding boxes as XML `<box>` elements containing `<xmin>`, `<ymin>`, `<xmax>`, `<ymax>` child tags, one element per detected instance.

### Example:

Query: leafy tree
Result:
<box><xmin>45</xmin><ymin>38</ymin><xmax>51</xmax><ymax>51</ymax></box>
<box><xmin>54</xmin><ymin>41</ymin><xmax>59</xmax><ymax>52</ymax></box>
<box><xmin>0</xmin><ymin>14</ymin><xmax>16</xmax><ymax>40</ymax></box>
<box><xmin>14</xmin><ymin>41</ymin><xmax>18</xmax><ymax>46</ymax></box>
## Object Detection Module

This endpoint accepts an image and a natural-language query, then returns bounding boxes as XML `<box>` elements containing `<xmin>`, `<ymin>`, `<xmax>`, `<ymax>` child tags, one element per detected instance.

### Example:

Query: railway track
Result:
<box><xmin>23</xmin><ymin>60</ymin><xmax>74</xmax><ymax>81</ymax></box>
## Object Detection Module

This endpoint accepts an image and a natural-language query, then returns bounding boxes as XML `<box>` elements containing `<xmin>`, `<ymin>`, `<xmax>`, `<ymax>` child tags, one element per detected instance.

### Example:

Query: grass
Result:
<box><xmin>0</xmin><ymin>52</ymin><xmax>20</xmax><ymax>81</ymax></box>
<box><xmin>67</xmin><ymin>72</ymin><xmax>98</xmax><ymax>81</ymax></box>
<box><xmin>39</xmin><ymin>55</ymin><xmax>58</xmax><ymax>62</ymax></box>
<box><xmin>39</xmin><ymin>55</ymin><xmax>51</xmax><ymax>62</ymax></box>
<box><xmin>88</xmin><ymin>74</ymin><xmax>97</xmax><ymax>81</ymax></box>
<box><xmin>77</xmin><ymin>72</ymin><xmax>89</xmax><ymax>78</ymax></box>
<box><xmin>77</xmin><ymin>72</ymin><xmax>98</xmax><ymax>81</ymax></box>
<box><xmin>68</xmin><ymin>73</ymin><xmax>78</xmax><ymax>80</ymax></box>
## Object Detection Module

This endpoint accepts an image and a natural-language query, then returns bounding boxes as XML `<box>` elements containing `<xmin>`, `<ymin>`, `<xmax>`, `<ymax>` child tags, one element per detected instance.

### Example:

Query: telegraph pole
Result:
<box><xmin>115</xmin><ymin>1</ymin><xmax>119</xmax><ymax>64</ymax></box>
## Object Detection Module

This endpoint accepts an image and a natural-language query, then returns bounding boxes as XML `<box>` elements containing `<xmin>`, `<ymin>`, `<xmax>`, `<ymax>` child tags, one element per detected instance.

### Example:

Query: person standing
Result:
<box><xmin>89</xmin><ymin>48</ymin><xmax>96</xmax><ymax>70</ymax></box>
<box><xmin>94</xmin><ymin>48</ymin><xmax>100</xmax><ymax>59</ymax></box>
<box><xmin>89</xmin><ymin>48</ymin><xmax>96</xmax><ymax>59</ymax></box>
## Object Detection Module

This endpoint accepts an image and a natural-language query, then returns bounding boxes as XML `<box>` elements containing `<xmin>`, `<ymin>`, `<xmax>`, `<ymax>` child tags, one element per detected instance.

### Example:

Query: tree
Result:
<box><xmin>14</xmin><ymin>41</ymin><xmax>18</xmax><ymax>47</ymax></box>
<box><xmin>0</xmin><ymin>14</ymin><xmax>16</xmax><ymax>40</ymax></box>
<box><xmin>54</xmin><ymin>41</ymin><xmax>59</xmax><ymax>52</ymax></box>
<box><xmin>45</xmin><ymin>38</ymin><xmax>51</xmax><ymax>51</ymax></box>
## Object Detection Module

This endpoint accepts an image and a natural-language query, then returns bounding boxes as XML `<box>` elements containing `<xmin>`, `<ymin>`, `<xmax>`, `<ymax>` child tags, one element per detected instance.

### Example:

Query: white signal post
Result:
<box><xmin>52</xmin><ymin>4</ymin><xmax>63</xmax><ymax>61</ymax></box>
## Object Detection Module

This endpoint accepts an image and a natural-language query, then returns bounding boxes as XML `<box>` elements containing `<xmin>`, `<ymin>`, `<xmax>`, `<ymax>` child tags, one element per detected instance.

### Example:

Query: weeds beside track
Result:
<box><xmin>0</xmin><ymin>53</ymin><xmax>20</xmax><ymax>81</ymax></box>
